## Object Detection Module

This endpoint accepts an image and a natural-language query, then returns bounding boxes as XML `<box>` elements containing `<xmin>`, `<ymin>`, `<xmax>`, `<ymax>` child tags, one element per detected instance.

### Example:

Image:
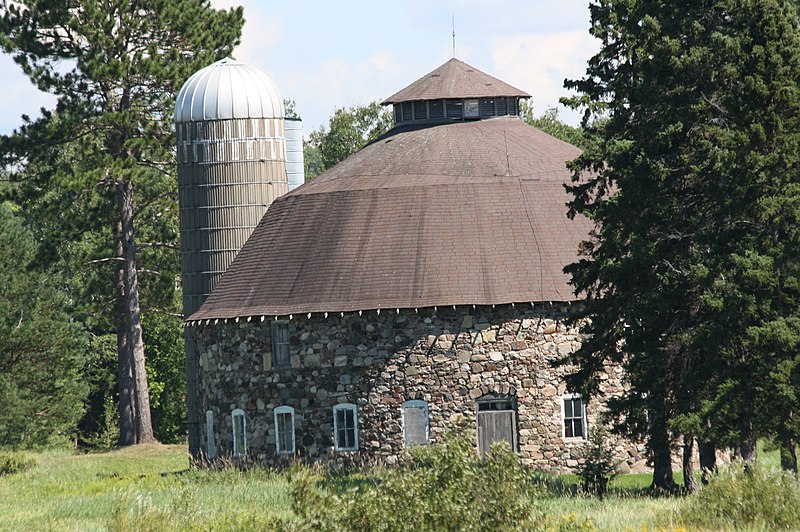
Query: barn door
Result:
<box><xmin>476</xmin><ymin>398</ymin><xmax>518</xmax><ymax>455</ymax></box>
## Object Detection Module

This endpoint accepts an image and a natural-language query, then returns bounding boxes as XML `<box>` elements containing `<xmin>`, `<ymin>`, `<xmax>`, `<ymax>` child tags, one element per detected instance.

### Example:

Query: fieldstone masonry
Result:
<box><xmin>194</xmin><ymin>304</ymin><xmax>650</xmax><ymax>472</ymax></box>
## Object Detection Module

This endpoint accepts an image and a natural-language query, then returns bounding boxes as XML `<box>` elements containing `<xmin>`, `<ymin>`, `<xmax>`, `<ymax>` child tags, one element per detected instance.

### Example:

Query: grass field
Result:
<box><xmin>0</xmin><ymin>443</ymin><xmax>292</xmax><ymax>531</ymax></box>
<box><xmin>0</xmin><ymin>442</ymin><xmax>797</xmax><ymax>531</ymax></box>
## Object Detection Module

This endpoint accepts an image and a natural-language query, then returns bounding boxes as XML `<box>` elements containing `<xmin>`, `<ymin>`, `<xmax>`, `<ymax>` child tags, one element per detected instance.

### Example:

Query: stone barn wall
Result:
<box><xmin>193</xmin><ymin>304</ymin><xmax>649</xmax><ymax>472</ymax></box>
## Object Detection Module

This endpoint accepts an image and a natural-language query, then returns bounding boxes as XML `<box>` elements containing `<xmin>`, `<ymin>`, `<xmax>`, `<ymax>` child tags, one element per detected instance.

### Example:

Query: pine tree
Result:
<box><xmin>0</xmin><ymin>202</ymin><xmax>88</xmax><ymax>447</ymax></box>
<box><xmin>561</xmin><ymin>0</ymin><xmax>800</xmax><ymax>487</ymax></box>
<box><xmin>0</xmin><ymin>0</ymin><xmax>243</xmax><ymax>445</ymax></box>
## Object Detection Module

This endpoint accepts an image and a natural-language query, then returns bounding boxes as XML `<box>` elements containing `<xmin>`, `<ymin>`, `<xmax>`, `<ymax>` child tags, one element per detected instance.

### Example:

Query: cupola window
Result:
<box><xmin>464</xmin><ymin>99</ymin><xmax>480</xmax><ymax>118</ymax></box>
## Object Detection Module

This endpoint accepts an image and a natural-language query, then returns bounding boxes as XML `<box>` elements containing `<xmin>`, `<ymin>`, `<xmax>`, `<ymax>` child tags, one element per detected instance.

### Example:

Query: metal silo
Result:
<box><xmin>175</xmin><ymin>58</ymin><xmax>288</xmax><ymax>456</ymax></box>
<box><xmin>285</xmin><ymin>118</ymin><xmax>305</xmax><ymax>190</ymax></box>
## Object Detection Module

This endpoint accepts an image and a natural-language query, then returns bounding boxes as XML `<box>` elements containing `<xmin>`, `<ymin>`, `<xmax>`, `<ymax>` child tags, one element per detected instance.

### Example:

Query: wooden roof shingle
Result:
<box><xmin>382</xmin><ymin>58</ymin><xmax>530</xmax><ymax>104</ymax></box>
<box><xmin>188</xmin><ymin>118</ymin><xmax>592</xmax><ymax>321</ymax></box>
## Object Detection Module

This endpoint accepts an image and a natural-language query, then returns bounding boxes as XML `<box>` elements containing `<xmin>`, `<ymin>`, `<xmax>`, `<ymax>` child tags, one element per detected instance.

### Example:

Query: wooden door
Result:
<box><xmin>477</xmin><ymin>408</ymin><xmax>517</xmax><ymax>455</ymax></box>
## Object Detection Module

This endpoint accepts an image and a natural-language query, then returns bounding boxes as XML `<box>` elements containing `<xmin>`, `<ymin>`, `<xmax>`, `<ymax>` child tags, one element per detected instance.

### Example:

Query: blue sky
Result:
<box><xmin>0</xmin><ymin>1</ymin><xmax>597</xmax><ymax>136</ymax></box>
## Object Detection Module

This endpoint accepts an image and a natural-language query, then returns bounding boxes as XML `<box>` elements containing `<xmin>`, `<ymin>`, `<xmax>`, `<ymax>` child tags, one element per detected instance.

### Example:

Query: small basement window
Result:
<box><xmin>232</xmin><ymin>408</ymin><xmax>247</xmax><ymax>456</ymax></box>
<box><xmin>271</xmin><ymin>321</ymin><xmax>290</xmax><ymax>367</ymax></box>
<box><xmin>402</xmin><ymin>400</ymin><xmax>429</xmax><ymax>447</ymax></box>
<box><xmin>563</xmin><ymin>394</ymin><xmax>587</xmax><ymax>439</ymax></box>
<box><xmin>333</xmin><ymin>403</ymin><xmax>358</xmax><ymax>451</ymax></box>
<box><xmin>274</xmin><ymin>406</ymin><xmax>296</xmax><ymax>455</ymax></box>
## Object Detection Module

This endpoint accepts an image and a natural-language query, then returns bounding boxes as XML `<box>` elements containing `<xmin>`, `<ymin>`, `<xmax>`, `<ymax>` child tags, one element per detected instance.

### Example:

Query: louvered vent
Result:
<box><xmin>480</xmin><ymin>98</ymin><xmax>495</xmax><ymax>117</ymax></box>
<box><xmin>445</xmin><ymin>99</ymin><xmax>463</xmax><ymax>118</ymax></box>
<box><xmin>496</xmin><ymin>97</ymin><xmax>508</xmax><ymax>115</ymax></box>
<box><xmin>413</xmin><ymin>100</ymin><xmax>427</xmax><ymax>120</ymax></box>
<box><xmin>509</xmin><ymin>98</ymin><xmax>518</xmax><ymax>116</ymax></box>
<box><xmin>429</xmin><ymin>100</ymin><xmax>444</xmax><ymax>119</ymax></box>
<box><xmin>402</xmin><ymin>102</ymin><xmax>413</xmax><ymax>121</ymax></box>
<box><xmin>394</xmin><ymin>104</ymin><xmax>402</xmax><ymax>123</ymax></box>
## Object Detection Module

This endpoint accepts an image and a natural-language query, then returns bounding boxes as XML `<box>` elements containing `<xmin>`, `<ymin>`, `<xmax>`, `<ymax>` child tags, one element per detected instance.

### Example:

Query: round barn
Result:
<box><xmin>182</xmin><ymin>58</ymin><xmax>646</xmax><ymax>471</ymax></box>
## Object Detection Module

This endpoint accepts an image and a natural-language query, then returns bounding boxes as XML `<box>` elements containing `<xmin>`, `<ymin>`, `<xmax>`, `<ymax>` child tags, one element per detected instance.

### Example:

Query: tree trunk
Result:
<box><xmin>116</xmin><ymin>220</ymin><xmax>136</xmax><ymax>445</ymax></box>
<box><xmin>650</xmin><ymin>425</ymin><xmax>677</xmax><ymax>492</ymax></box>
<box><xmin>734</xmin><ymin>433</ymin><xmax>757</xmax><ymax>472</ymax></box>
<box><xmin>698</xmin><ymin>439</ymin><xmax>717</xmax><ymax>485</ymax></box>
<box><xmin>117</xmin><ymin>181</ymin><xmax>154</xmax><ymax>444</ymax></box>
<box><xmin>780</xmin><ymin>440</ymin><xmax>797</xmax><ymax>475</ymax></box>
<box><xmin>682</xmin><ymin>434</ymin><xmax>698</xmax><ymax>493</ymax></box>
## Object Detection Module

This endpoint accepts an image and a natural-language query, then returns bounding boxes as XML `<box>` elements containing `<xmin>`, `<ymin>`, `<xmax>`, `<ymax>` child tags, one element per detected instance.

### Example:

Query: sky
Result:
<box><xmin>0</xmin><ymin>1</ymin><xmax>598</xmax><ymax>136</ymax></box>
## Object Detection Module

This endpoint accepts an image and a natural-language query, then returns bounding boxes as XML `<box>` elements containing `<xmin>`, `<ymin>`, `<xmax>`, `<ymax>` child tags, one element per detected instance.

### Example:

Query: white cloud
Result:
<box><xmin>0</xmin><ymin>55</ymin><xmax>56</xmax><ymax>134</ymax></box>
<box><xmin>232</xmin><ymin>11</ymin><xmax>283</xmax><ymax>65</ymax></box>
<box><xmin>490</xmin><ymin>31</ymin><xmax>599</xmax><ymax>125</ymax></box>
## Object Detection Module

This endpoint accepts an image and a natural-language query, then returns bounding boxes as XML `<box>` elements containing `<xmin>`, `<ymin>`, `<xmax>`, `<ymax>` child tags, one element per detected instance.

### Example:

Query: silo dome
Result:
<box><xmin>175</xmin><ymin>57</ymin><xmax>285</xmax><ymax>123</ymax></box>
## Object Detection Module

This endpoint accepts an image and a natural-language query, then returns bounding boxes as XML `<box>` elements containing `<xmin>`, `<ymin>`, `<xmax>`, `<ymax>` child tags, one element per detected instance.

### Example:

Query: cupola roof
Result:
<box><xmin>383</xmin><ymin>58</ymin><xmax>530</xmax><ymax>104</ymax></box>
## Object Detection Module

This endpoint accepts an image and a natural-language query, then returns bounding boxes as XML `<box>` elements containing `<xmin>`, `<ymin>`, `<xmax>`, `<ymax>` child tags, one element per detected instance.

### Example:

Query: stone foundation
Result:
<box><xmin>193</xmin><ymin>304</ymin><xmax>650</xmax><ymax>472</ymax></box>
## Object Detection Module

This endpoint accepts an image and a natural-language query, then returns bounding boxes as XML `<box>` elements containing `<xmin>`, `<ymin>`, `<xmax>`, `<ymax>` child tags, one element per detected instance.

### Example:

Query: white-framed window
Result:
<box><xmin>232</xmin><ymin>408</ymin><xmax>247</xmax><ymax>456</ymax></box>
<box><xmin>333</xmin><ymin>403</ymin><xmax>358</xmax><ymax>451</ymax></box>
<box><xmin>402</xmin><ymin>400</ymin><xmax>429</xmax><ymax>447</ymax></box>
<box><xmin>562</xmin><ymin>394</ymin><xmax>587</xmax><ymax>439</ymax></box>
<box><xmin>271</xmin><ymin>321</ymin><xmax>290</xmax><ymax>367</ymax></box>
<box><xmin>274</xmin><ymin>406</ymin><xmax>296</xmax><ymax>455</ymax></box>
<box><xmin>205</xmin><ymin>410</ymin><xmax>217</xmax><ymax>459</ymax></box>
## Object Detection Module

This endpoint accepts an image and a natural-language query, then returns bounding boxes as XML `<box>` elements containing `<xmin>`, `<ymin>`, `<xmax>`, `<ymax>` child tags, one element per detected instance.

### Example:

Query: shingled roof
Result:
<box><xmin>187</xmin><ymin>117</ymin><xmax>592</xmax><ymax>322</ymax></box>
<box><xmin>383</xmin><ymin>58</ymin><xmax>530</xmax><ymax>104</ymax></box>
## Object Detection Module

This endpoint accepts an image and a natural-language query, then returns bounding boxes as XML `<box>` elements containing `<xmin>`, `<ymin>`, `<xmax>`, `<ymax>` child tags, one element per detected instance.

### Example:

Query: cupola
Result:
<box><xmin>382</xmin><ymin>58</ymin><xmax>530</xmax><ymax>125</ymax></box>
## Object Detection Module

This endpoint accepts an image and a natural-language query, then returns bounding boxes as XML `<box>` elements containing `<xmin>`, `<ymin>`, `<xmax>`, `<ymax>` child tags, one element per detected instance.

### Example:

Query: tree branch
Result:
<box><xmin>87</xmin><ymin>257</ymin><xmax>125</xmax><ymax>265</ymax></box>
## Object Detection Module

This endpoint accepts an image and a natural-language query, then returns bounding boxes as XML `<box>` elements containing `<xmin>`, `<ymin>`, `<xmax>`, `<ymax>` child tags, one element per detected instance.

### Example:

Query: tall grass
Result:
<box><xmin>675</xmin><ymin>462</ymin><xmax>800</xmax><ymax>530</ymax></box>
<box><xmin>2</xmin><ymin>439</ymin><xmax>797</xmax><ymax>531</ymax></box>
<box><xmin>0</xmin><ymin>443</ymin><xmax>291</xmax><ymax>531</ymax></box>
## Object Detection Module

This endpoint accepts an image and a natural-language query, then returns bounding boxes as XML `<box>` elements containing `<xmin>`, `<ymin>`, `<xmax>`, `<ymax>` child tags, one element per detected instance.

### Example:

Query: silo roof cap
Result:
<box><xmin>175</xmin><ymin>58</ymin><xmax>285</xmax><ymax>123</ymax></box>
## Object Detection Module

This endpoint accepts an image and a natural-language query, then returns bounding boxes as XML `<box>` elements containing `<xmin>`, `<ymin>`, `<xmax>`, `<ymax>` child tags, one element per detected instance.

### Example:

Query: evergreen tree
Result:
<box><xmin>0</xmin><ymin>202</ymin><xmax>88</xmax><ymax>448</ymax></box>
<box><xmin>561</xmin><ymin>0</ymin><xmax>800</xmax><ymax>487</ymax></box>
<box><xmin>0</xmin><ymin>0</ymin><xmax>243</xmax><ymax>445</ymax></box>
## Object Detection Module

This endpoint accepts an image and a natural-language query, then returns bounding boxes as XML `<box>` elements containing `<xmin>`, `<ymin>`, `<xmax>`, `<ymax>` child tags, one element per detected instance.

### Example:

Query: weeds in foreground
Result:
<box><xmin>671</xmin><ymin>462</ymin><xmax>800</xmax><ymax>529</ymax></box>
<box><xmin>0</xmin><ymin>451</ymin><xmax>37</xmax><ymax>475</ymax></box>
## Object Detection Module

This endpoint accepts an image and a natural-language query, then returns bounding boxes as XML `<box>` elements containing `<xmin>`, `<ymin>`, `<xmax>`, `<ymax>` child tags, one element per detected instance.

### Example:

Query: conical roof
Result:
<box><xmin>383</xmin><ymin>58</ymin><xmax>530</xmax><ymax>104</ymax></box>
<box><xmin>187</xmin><ymin>117</ymin><xmax>592</xmax><ymax>322</ymax></box>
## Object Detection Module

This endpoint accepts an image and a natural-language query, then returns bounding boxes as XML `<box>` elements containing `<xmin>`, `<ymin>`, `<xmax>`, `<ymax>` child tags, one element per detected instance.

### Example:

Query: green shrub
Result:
<box><xmin>0</xmin><ymin>451</ymin><xmax>37</xmax><ymax>475</ymax></box>
<box><xmin>282</xmin><ymin>430</ymin><xmax>543</xmax><ymax>531</ymax></box>
<box><xmin>577</xmin><ymin>418</ymin><xmax>619</xmax><ymax>497</ymax></box>
<box><xmin>679</xmin><ymin>462</ymin><xmax>800</xmax><ymax>529</ymax></box>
